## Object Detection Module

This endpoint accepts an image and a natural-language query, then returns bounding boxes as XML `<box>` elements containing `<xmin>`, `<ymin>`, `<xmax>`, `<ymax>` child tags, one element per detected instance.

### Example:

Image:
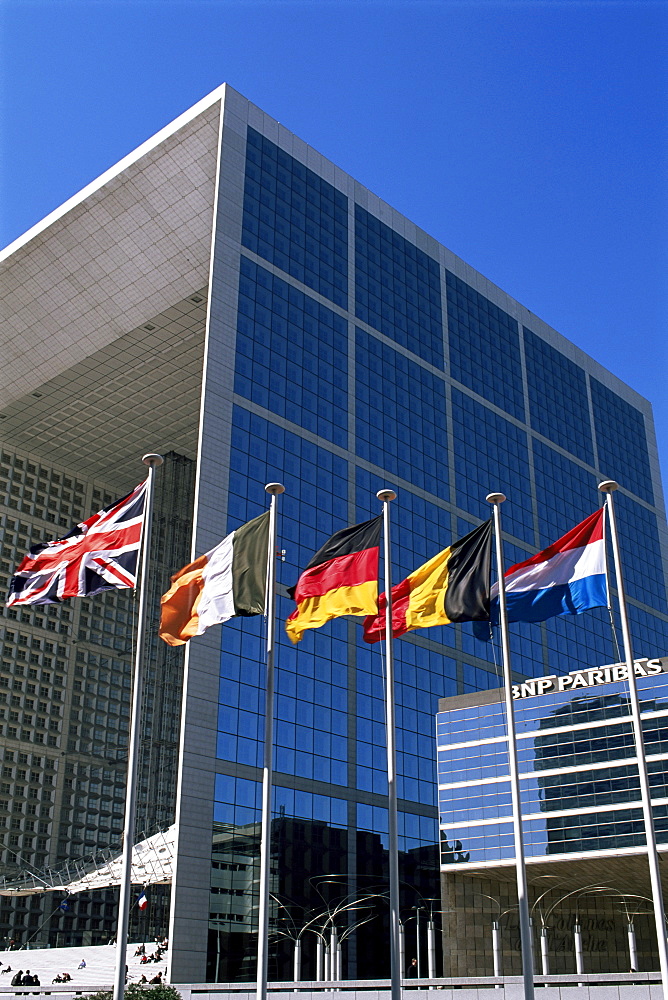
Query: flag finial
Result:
<box><xmin>377</xmin><ymin>488</ymin><xmax>397</xmax><ymax>502</ymax></box>
<box><xmin>598</xmin><ymin>480</ymin><xmax>618</xmax><ymax>493</ymax></box>
<box><xmin>486</xmin><ymin>492</ymin><xmax>506</xmax><ymax>504</ymax></box>
<box><xmin>142</xmin><ymin>453</ymin><xmax>164</xmax><ymax>468</ymax></box>
<box><xmin>265</xmin><ymin>483</ymin><xmax>285</xmax><ymax>495</ymax></box>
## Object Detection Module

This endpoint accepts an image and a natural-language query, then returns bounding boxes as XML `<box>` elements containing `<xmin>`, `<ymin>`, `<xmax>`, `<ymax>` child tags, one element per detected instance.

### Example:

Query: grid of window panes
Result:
<box><xmin>210</xmin><ymin>773</ymin><xmax>350</xmax><ymax>973</ymax></box>
<box><xmin>355</xmin><ymin>205</ymin><xmax>443</xmax><ymax>368</ymax></box>
<box><xmin>628</xmin><ymin>604</ymin><xmax>668</xmax><ymax>660</ymax></box>
<box><xmin>446</xmin><ymin>271</ymin><xmax>524</xmax><ymax>421</ymax></box>
<box><xmin>451</xmin><ymin>388</ymin><xmax>534</xmax><ymax>544</ymax></box>
<box><xmin>357</xmin><ymin>802</ymin><xmax>439</xmax><ymax>854</ymax></box>
<box><xmin>355</xmin><ymin>330</ymin><xmax>448</xmax><ymax>495</ymax></box>
<box><xmin>532</xmin><ymin>441</ymin><xmax>601</xmax><ymax>546</ymax></box>
<box><xmin>0</xmin><ymin>447</ymin><xmax>163</xmax><ymax>947</ymax></box>
<box><xmin>524</xmin><ymin>328</ymin><xmax>594</xmax><ymax>464</ymax></box>
<box><xmin>214</xmin><ymin>122</ymin><xmax>668</xmax><ymax>979</ymax></box>
<box><xmin>543</xmin><ymin>608</ymin><xmax>614</xmax><ymax>675</ymax></box>
<box><xmin>591</xmin><ymin>377</ymin><xmax>654</xmax><ymax>505</ymax></box>
<box><xmin>236</xmin><ymin>257</ymin><xmax>348</xmax><ymax>447</ymax></box>
<box><xmin>613</xmin><ymin>491</ymin><xmax>666</xmax><ymax>609</ymax></box>
<box><xmin>355</xmin><ymin>466</ymin><xmax>455</xmax><ymax>624</ymax></box>
<box><xmin>242</xmin><ymin>127</ymin><xmax>348</xmax><ymax>308</ymax></box>
<box><xmin>355</xmin><ymin>469</ymin><xmax>457</xmax><ymax>803</ymax></box>
<box><xmin>223</xmin><ymin>406</ymin><xmax>350</xmax><ymax>778</ymax></box>
<box><xmin>437</xmin><ymin>676</ymin><xmax>668</xmax><ymax>866</ymax></box>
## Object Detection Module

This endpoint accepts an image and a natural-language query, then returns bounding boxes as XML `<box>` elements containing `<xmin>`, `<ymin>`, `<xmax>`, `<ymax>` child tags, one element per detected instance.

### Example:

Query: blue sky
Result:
<box><xmin>1</xmin><ymin>0</ymin><xmax>666</xmax><ymax>504</ymax></box>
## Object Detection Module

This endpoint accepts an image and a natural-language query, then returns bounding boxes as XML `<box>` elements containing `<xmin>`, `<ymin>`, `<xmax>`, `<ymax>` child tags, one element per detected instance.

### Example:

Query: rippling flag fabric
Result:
<box><xmin>363</xmin><ymin>519</ymin><xmax>493</xmax><ymax>643</ymax></box>
<box><xmin>7</xmin><ymin>481</ymin><xmax>147</xmax><ymax>606</ymax></box>
<box><xmin>159</xmin><ymin>511</ymin><xmax>270</xmax><ymax>646</ymax></box>
<box><xmin>496</xmin><ymin>508</ymin><xmax>607</xmax><ymax>623</ymax></box>
<box><xmin>285</xmin><ymin>516</ymin><xmax>382</xmax><ymax>644</ymax></box>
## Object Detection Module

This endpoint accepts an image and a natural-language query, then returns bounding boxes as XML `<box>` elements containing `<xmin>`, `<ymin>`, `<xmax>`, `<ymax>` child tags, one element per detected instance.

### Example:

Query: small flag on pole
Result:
<box><xmin>159</xmin><ymin>511</ymin><xmax>270</xmax><ymax>646</ymax></box>
<box><xmin>285</xmin><ymin>516</ymin><xmax>382</xmax><ymax>644</ymax></box>
<box><xmin>7</xmin><ymin>482</ymin><xmax>147</xmax><ymax>606</ymax></box>
<box><xmin>494</xmin><ymin>508</ymin><xmax>607</xmax><ymax>623</ymax></box>
<box><xmin>137</xmin><ymin>890</ymin><xmax>148</xmax><ymax>911</ymax></box>
<box><xmin>363</xmin><ymin>519</ymin><xmax>493</xmax><ymax>643</ymax></box>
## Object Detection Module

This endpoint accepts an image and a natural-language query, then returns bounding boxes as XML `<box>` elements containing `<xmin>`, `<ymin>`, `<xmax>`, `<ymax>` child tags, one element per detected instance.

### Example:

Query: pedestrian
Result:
<box><xmin>78</xmin><ymin>958</ymin><xmax>87</xmax><ymax>969</ymax></box>
<box><xmin>10</xmin><ymin>970</ymin><xmax>23</xmax><ymax>986</ymax></box>
<box><xmin>407</xmin><ymin>958</ymin><xmax>418</xmax><ymax>979</ymax></box>
<box><xmin>149</xmin><ymin>971</ymin><xmax>163</xmax><ymax>984</ymax></box>
<box><xmin>21</xmin><ymin>971</ymin><xmax>33</xmax><ymax>985</ymax></box>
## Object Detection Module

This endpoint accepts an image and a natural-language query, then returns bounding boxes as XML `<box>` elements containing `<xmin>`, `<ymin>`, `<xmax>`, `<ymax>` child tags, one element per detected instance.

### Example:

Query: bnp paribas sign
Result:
<box><xmin>512</xmin><ymin>655</ymin><xmax>668</xmax><ymax>700</ymax></box>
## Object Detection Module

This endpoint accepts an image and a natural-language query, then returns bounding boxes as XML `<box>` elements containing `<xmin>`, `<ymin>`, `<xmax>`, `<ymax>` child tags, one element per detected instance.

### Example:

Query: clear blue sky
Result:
<box><xmin>1</xmin><ymin>0</ymin><xmax>666</xmax><ymax>504</ymax></box>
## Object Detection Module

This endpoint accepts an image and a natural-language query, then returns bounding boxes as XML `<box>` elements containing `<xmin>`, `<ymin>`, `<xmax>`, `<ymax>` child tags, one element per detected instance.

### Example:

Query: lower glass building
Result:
<box><xmin>0</xmin><ymin>84</ymin><xmax>667</xmax><ymax>980</ymax></box>
<box><xmin>438</xmin><ymin>658</ymin><xmax>668</xmax><ymax>975</ymax></box>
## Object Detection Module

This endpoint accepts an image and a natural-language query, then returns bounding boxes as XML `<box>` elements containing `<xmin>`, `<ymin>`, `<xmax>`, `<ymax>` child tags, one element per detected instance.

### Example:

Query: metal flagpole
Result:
<box><xmin>377</xmin><ymin>487</ymin><xmax>402</xmax><ymax>1000</ymax></box>
<box><xmin>257</xmin><ymin>483</ymin><xmax>285</xmax><ymax>1000</ymax></box>
<box><xmin>113</xmin><ymin>453</ymin><xmax>163</xmax><ymax>1000</ymax></box>
<box><xmin>486</xmin><ymin>493</ymin><xmax>534</xmax><ymax>1000</ymax></box>
<box><xmin>598</xmin><ymin>480</ymin><xmax>668</xmax><ymax>998</ymax></box>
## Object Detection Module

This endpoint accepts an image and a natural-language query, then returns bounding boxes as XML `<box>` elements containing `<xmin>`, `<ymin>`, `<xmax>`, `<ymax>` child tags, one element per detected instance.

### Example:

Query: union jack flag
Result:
<box><xmin>6</xmin><ymin>481</ymin><xmax>147</xmax><ymax>606</ymax></box>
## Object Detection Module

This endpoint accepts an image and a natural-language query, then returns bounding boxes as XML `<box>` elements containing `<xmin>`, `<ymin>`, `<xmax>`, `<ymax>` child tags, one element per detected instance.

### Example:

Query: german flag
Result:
<box><xmin>363</xmin><ymin>519</ymin><xmax>492</xmax><ymax>643</ymax></box>
<box><xmin>285</xmin><ymin>516</ymin><xmax>382</xmax><ymax>644</ymax></box>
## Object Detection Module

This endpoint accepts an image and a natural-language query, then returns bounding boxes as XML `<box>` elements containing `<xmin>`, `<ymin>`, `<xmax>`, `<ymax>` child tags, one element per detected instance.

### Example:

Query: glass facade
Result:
<box><xmin>437</xmin><ymin>668</ymin><xmax>668</xmax><ymax>867</ymax></box>
<box><xmin>2</xmin><ymin>90</ymin><xmax>666</xmax><ymax>981</ymax></box>
<box><xmin>201</xmin><ymin>109</ymin><xmax>668</xmax><ymax>982</ymax></box>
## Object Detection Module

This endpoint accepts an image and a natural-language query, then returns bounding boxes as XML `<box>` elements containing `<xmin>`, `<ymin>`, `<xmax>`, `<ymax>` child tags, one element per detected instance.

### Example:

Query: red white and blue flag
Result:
<box><xmin>6</xmin><ymin>481</ymin><xmax>147</xmax><ymax>607</ymax></box>
<box><xmin>137</xmin><ymin>891</ymin><xmax>148</xmax><ymax>911</ymax></box>
<box><xmin>493</xmin><ymin>508</ymin><xmax>607</xmax><ymax>623</ymax></box>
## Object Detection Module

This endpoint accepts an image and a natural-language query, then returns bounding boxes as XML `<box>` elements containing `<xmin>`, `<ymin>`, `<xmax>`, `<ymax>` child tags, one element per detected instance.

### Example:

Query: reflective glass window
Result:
<box><xmin>524</xmin><ymin>328</ymin><xmax>593</xmax><ymax>463</ymax></box>
<box><xmin>446</xmin><ymin>271</ymin><xmax>524</xmax><ymax>420</ymax></box>
<box><xmin>243</xmin><ymin>127</ymin><xmax>348</xmax><ymax>308</ymax></box>
<box><xmin>355</xmin><ymin>205</ymin><xmax>443</xmax><ymax>368</ymax></box>
<box><xmin>590</xmin><ymin>378</ymin><xmax>653</xmax><ymax>505</ymax></box>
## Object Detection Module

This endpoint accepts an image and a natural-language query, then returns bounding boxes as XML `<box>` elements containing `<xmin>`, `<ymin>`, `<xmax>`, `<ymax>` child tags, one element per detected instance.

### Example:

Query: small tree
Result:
<box><xmin>78</xmin><ymin>987</ymin><xmax>182</xmax><ymax>1000</ymax></box>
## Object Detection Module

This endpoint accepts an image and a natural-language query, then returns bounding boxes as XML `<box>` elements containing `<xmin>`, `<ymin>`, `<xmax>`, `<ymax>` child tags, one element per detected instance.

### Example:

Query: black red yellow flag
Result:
<box><xmin>285</xmin><ymin>516</ymin><xmax>382</xmax><ymax>644</ymax></box>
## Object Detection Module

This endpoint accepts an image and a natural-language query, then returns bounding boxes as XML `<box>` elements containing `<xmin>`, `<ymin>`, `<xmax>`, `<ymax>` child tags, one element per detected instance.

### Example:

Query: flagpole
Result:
<box><xmin>598</xmin><ymin>480</ymin><xmax>668</xmax><ymax>997</ymax></box>
<box><xmin>257</xmin><ymin>483</ymin><xmax>284</xmax><ymax>1000</ymax></box>
<box><xmin>113</xmin><ymin>453</ymin><xmax>163</xmax><ymax>1000</ymax></box>
<box><xmin>486</xmin><ymin>493</ymin><xmax>534</xmax><ymax>1000</ymax></box>
<box><xmin>377</xmin><ymin>488</ymin><xmax>402</xmax><ymax>1000</ymax></box>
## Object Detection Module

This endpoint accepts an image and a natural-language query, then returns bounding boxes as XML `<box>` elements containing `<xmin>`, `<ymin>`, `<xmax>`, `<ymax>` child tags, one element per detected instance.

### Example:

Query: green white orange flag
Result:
<box><xmin>285</xmin><ymin>515</ymin><xmax>382</xmax><ymax>644</ymax></box>
<box><xmin>362</xmin><ymin>518</ymin><xmax>493</xmax><ymax>643</ymax></box>
<box><xmin>159</xmin><ymin>512</ymin><xmax>269</xmax><ymax>646</ymax></box>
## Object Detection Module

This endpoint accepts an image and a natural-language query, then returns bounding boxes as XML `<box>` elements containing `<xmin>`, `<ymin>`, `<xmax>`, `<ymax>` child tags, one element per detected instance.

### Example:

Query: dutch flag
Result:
<box><xmin>493</xmin><ymin>508</ymin><xmax>607</xmax><ymax>624</ymax></box>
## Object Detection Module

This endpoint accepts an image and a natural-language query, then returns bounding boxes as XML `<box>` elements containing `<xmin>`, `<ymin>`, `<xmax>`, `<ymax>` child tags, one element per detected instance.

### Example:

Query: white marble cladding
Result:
<box><xmin>0</xmin><ymin>102</ymin><xmax>220</xmax><ymax>411</ymax></box>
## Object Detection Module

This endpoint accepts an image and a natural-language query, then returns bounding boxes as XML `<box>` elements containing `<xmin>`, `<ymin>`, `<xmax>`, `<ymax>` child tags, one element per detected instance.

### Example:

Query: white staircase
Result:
<box><xmin>0</xmin><ymin>942</ymin><xmax>169</xmax><ymax>990</ymax></box>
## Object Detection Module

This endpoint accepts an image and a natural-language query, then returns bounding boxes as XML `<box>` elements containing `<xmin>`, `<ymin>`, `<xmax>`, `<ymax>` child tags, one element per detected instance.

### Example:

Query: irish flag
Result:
<box><xmin>159</xmin><ymin>511</ymin><xmax>269</xmax><ymax>646</ymax></box>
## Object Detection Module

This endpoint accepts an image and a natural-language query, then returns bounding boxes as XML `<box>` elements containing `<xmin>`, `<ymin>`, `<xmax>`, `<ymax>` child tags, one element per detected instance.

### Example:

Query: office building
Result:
<box><xmin>437</xmin><ymin>658</ymin><xmax>668</xmax><ymax>975</ymax></box>
<box><xmin>0</xmin><ymin>84</ymin><xmax>666</xmax><ymax>981</ymax></box>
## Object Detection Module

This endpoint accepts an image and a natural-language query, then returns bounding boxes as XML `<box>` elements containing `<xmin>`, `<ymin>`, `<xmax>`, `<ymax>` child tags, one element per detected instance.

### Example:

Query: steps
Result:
<box><xmin>0</xmin><ymin>942</ymin><xmax>169</xmax><ymax>991</ymax></box>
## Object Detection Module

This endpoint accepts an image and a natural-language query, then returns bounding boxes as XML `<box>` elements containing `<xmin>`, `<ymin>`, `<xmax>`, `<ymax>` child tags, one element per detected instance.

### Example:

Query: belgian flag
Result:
<box><xmin>362</xmin><ymin>518</ymin><xmax>493</xmax><ymax>643</ymax></box>
<box><xmin>285</xmin><ymin>516</ymin><xmax>382</xmax><ymax>644</ymax></box>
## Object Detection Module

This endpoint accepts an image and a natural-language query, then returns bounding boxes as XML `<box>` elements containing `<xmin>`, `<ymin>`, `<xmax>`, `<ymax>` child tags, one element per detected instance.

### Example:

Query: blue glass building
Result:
<box><xmin>437</xmin><ymin>661</ymin><xmax>668</xmax><ymax>974</ymax></box>
<box><xmin>0</xmin><ymin>84</ymin><xmax>666</xmax><ymax>981</ymax></box>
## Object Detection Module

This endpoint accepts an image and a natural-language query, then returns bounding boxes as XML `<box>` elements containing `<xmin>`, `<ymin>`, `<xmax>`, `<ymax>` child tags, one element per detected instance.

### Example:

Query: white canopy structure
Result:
<box><xmin>0</xmin><ymin>826</ymin><xmax>174</xmax><ymax>897</ymax></box>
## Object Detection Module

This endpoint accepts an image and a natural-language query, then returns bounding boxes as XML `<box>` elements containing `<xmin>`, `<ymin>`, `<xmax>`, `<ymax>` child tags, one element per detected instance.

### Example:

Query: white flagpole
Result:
<box><xmin>113</xmin><ymin>453</ymin><xmax>163</xmax><ymax>1000</ymax></box>
<box><xmin>377</xmin><ymin>488</ymin><xmax>402</xmax><ymax>1000</ymax></box>
<box><xmin>598</xmin><ymin>480</ymin><xmax>668</xmax><ymax>997</ymax></box>
<box><xmin>257</xmin><ymin>483</ymin><xmax>285</xmax><ymax>1000</ymax></box>
<box><xmin>486</xmin><ymin>493</ymin><xmax>534</xmax><ymax>1000</ymax></box>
